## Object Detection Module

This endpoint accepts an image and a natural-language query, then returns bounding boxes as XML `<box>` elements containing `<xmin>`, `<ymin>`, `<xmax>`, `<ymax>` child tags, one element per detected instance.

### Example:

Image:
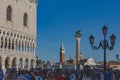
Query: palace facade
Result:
<box><xmin>0</xmin><ymin>0</ymin><xmax>37</xmax><ymax>72</ymax></box>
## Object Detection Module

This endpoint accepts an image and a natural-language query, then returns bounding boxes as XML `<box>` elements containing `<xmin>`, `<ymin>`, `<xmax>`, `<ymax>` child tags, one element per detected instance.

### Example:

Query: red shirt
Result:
<box><xmin>54</xmin><ymin>74</ymin><xmax>64</xmax><ymax>80</ymax></box>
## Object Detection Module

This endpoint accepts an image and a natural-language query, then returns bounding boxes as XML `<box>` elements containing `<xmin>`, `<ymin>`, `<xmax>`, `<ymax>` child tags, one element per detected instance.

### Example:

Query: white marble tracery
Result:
<box><xmin>0</xmin><ymin>26</ymin><xmax>36</xmax><ymax>72</ymax></box>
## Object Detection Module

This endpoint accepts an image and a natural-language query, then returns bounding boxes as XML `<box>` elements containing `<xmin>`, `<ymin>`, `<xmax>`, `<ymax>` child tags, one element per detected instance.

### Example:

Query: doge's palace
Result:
<box><xmin>0</xmin><ymin>0</ymin><xmax>37</xmax><ymax>72</ymax></box>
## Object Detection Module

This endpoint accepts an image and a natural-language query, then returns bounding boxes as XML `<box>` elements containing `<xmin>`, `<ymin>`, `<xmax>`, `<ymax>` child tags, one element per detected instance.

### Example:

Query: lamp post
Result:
<box><xmin>89</xmin><ymin>25</ymin><xmax>116</xmax><ymax>80</ymax></box>
<box><xmin>116</xmin><ymin>54</ymin><xmax>120</xmax><ymax>62</ymax></box>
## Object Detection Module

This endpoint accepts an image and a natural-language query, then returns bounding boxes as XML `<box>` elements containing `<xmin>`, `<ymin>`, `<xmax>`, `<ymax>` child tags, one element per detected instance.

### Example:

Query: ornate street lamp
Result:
<box><xmin>89</xmin><ymin>26</ymin><xmax>116</xmax><ymax>80</ymax></box>
<box><xmin>116</xmin><ymin>54</ymin><xmax>120</xmax><ymax>62</ymax></box>
<box><xmin>102</xmin><ymin>25</ymin><xmax>108</xmax><ymax>35</ymax></box>
<box><xmin>89</xmin><ymin>35</ymin><xmax>95</xmax><ymax>45</ymax></box>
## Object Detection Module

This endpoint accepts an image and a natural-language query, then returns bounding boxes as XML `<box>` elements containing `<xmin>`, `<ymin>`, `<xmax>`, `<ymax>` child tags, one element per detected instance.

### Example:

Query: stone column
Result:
<box><xmin>9</xmin><ymin>57</ymin><xmax>13</xmax><ymax>68</ymax></box>
<box><xmin>16</xmin><ymin>64</ymin><xmax>19</xmax><ymax>71</ymax></box>
<box><xmin>76</xmin><ymin>37</ymin><xmax>81</xmax><ymax>62</ymax></box>
<box><xmin>1</xmin><ymin>57</ymin><xmax>5</xmax><ymax>73</ymax></box>
<box><xmin>74</xmin><ymin>31</ymin><xmax>82</xmax><ymax>69</ymax></box>
<box><xmin>22</xmin><ymin>59</ymin><xmax>25</xmax><ymax>69</ymax></box>
<box><xmin>28</xmin><ymin>60</ymin><xmax>31</xmax><ymax>70</ymax></box>
<box><xmin>33</xmin><ymin>42</ymin><xmax>36</xmax><ymax>55</ymax></box>
<box><xmin>16</xmin><ymin>58</ymin><xmax>20</xmax><ymax>71</ymax></box>
<box><xmin>33</xmin><ymin>59</ymin><xmax>36</xmax><ymax>68</ymax></box>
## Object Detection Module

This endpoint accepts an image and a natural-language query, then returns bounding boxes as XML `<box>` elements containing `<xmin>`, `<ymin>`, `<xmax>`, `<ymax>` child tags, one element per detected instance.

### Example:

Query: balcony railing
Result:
<box><xmin>0</xmin><ymin>48</ymin><xmax>35</xmax><ymax>57</ymax></box>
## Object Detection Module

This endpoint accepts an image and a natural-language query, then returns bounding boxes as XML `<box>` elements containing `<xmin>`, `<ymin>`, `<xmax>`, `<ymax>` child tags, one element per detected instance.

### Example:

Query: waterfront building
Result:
<box><xmin>0</xmin><ymin>0</ymin><xmax>37</xmax><ymax>72</ymax></box>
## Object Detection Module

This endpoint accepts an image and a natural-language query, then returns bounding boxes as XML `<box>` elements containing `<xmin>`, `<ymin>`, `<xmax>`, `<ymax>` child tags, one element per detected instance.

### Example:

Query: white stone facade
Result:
<box><xmin>84</xmin><ymin>58</ymin><xmax>96</xmax><ymax>66</ymax></box>
<box><xmin>0</xmin><ymin>0</ymin><xmax>37</xmax><ymax>72</ymax></box>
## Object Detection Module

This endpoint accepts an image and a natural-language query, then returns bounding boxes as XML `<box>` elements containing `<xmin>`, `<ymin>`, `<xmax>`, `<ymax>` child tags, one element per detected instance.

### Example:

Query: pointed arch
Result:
<box><xmin>23</xmin><ymin>13</ymin><xmax>28</xmax><ymax>26</ymax></box>
<box><xmin>5</xmin><ymin>57</ymin><xmax>10</xmax><ymax>69</ymax></box>
<box><xmin>7</xmin><ymin>5</ymin><xmax>12</xmax><ymax>21</ymax></box>
<box><xmin>12</xmin><ymin>57</ymin><xmax>17</xmax><ymax>68</ymax></box>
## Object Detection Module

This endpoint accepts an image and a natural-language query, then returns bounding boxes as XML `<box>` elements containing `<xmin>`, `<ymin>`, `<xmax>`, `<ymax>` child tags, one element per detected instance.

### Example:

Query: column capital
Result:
<box><xmin>76</xmin><ymin>37</ymin><xmax>81</xmax><ymax>41</ymax></box>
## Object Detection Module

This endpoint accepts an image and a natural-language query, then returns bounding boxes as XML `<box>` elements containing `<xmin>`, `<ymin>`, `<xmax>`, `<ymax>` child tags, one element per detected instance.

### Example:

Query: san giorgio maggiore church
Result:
<box><xmin>0</xmin><ymin>0</ymin><xmax>37</xmax><ymax>72</ymax></box>
<box><xmin>54</xmin><ymin>42</ymin><xmax>97</xmax><ymax>70</ymax></box>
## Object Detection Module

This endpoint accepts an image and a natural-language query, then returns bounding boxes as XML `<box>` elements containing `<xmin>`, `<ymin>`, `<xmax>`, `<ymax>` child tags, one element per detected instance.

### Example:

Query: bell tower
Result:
<box><xmin>60</xmin><ymin>42</ymin><xmax>65</xmax><ymax>63</ymax></box>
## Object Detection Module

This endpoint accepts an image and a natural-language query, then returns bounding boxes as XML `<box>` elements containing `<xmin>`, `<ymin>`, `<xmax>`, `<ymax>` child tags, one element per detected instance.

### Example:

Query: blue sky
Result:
<box><xmin>36</xmin><ymin>0</ymin><xmax>120</xmax><ymax>62</ymax></box>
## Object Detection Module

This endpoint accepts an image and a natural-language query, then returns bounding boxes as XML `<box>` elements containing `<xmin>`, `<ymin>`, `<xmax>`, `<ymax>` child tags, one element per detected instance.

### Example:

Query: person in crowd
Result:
<box><xmin>114</xmin><ymin>69</ymin><xmax>120</xmax><ymax>80</ymax></box>
<box><xmin>69</xmin><ymin>70</ymin><xmax>77</xmax><ymax>80</ymax></box>
<box><xmin>54</xmin><ymin>69</ymin><xmax>64</xmax><ymax>80</ymax></box>
<box><xmin>78</xmin><ymin>71</ymin><xmax>83</xmax><ymax>80</ymax></box>
<box><xmin>2</xmin><ymin>67</ymin><xmax>120</xmax><ymax>80</ymax></box>
<box><xmin>16</xmin><ymin>70</ymin><xmax>27</xmax><ymax>80</ymax></box>
<box><xmin>64</xmin><ymin>73</ymin><xmax>70</xmax><ymax>80</ymax></box>
<box><xmin>3</xmin><ymin>70</ymin><xmax>16</xmax><ymax>80</ymax></box>
<box><xmin>0</xmin><ymin>69</ymin><xmax>3</xmax><ymax>80</ymax></box>
<box><xmin>30</xmin><ymin>76</ymin><xmax>36</xmax><ymax>80</ymax></box>
<box><xmin>106</xmin><ymin>68</ymin><xmax>113</xmax><ymax>80</ymax></box>
<box><xmin>47</xmin><ymin>71</ymin><xmax>56</xmax><ymax>80</ymax></box>
<box><xmin>25</xmin><ymin>70</ymin><xmax>31</xmax><ymax>80</ymax></box>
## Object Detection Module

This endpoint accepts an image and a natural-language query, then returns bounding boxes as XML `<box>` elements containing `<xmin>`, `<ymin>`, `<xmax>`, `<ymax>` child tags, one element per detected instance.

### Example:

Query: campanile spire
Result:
<box><xmin>60</xmin><ymin>42</ymin><xmax>65</xmax><ymax>63</ymax></box>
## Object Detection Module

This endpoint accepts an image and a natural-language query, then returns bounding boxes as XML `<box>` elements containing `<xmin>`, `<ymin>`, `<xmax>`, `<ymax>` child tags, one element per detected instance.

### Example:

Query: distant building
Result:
<box><xmin>84</xmin><ymin>58</ymin><xmax>96</xmax><ymax>66</ymax></box>
<box><xmin>55</xmin><ymin>42</ymin><xmax>84</xmax><ymax>70</ymax></box>
<box><xmin>97</xmin><ymin>61</ymin><xmax>120</xmax><ymax>70</ymax></box>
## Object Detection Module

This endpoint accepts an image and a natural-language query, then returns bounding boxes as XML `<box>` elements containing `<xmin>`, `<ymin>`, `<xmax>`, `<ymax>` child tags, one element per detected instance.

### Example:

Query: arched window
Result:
<box><xmin>7</xmin><ymin>6</ymin><xmax>12</xmax><ymax>21</ymax></box>
<box><xmin>23</xmin><ymin>13</ymin><xmax>28</xmax><ymax>26</ymax></box>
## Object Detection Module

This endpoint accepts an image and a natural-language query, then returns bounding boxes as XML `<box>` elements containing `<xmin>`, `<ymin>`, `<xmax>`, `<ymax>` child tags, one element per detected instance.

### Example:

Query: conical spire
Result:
<box><xmin>60</xmin><ymin>42</ymin><xmax>65</xmax><ymax>53</ymax></box>
<box><xmin>61</xmin><ymin>42</ymin><xmax>64</xmax><ymax>49</ymax></box>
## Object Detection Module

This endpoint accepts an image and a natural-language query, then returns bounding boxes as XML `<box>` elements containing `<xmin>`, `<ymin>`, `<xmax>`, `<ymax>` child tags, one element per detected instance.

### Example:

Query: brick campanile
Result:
<box><xmin>60</xmin><ymin>42</ymin><xmax>65</xmax><ymax>63</ymax></box>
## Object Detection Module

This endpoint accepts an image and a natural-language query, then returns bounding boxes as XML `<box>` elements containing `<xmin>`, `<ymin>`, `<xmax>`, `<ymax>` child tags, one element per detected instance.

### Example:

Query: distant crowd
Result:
<box><xmin>0</xmin><ymin>67</ymin><xmax>120</xmax><ymax>80</ymax></box>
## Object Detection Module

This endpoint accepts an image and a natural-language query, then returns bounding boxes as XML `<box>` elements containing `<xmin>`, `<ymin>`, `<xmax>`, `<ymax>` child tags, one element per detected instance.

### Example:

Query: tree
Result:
<box><xmin>46</xmin><ymin>60</ymin><xmax>51</xmax><ymax>68</ymax></box>
<box><xmin>36</xmin><ymin>56</ymin><xmax>42</xmax><ymax>68</ymax></box>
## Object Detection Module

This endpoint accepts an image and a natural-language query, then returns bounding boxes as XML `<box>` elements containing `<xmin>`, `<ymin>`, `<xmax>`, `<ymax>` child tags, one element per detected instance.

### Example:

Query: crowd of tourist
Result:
<box><xmin>0</xmin><ymin>67</ymin><xmax>119</xmax><ymax>80</ymax></box>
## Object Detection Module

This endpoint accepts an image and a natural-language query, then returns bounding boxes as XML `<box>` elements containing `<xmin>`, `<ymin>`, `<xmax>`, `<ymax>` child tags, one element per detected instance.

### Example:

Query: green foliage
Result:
<box><xmin>36</xmin><ymin>56</ymin><xmax>51</xmax><ymax>68</ymax></box>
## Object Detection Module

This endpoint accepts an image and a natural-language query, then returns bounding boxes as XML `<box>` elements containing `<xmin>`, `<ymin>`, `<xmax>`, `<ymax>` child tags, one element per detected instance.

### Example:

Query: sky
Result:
<box><xmin>36</xmin><ymin>0</ymin><xmax>120</xmax><ymax>62</ymax></box>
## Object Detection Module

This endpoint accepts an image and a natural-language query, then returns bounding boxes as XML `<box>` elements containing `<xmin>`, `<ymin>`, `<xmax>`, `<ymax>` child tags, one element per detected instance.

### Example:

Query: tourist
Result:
<box><xmin>54</xmin><ymin>69</ymin><xmax>64</xmax><ymax>80</ymax></box>
<box><xmin>16</xmin><ymin>70</ymin><xmax>27</xmax><ymax>80</ymax></box>
<box><xmin>25</xmin><ymin>70</ymin><xmax>31</xmax><ymax>80</ymax></box>
<box><xmin>106</xmin><ymin>69</ymin><xmax>113</xmax><ymax>80</ymax></box>
<box><xmin>69</xmin><ymin>71</ymin><xmax>77</xmax><ymax>80</ymax></box>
